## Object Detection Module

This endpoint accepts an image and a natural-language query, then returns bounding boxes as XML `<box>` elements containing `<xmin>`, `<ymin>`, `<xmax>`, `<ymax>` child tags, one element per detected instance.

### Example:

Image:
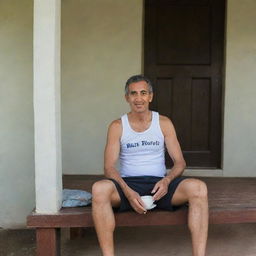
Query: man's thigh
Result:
<box><xmin>171</xmin><ymin>178</ymin><xmax>205</xmax><ymax>206</ymax></box>
<box><xmin>108</xmin><ymin>180</ymin><xmax>122</xmax><ymax>208</ymax></box>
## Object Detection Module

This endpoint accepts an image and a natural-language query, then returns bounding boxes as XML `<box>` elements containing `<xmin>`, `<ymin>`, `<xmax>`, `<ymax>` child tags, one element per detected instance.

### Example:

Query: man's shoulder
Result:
<box><xmin>108</xmin><ymin>118</ymin><xmax>122</xmax><ymax>132</ymax></box>
<box><xmin>158</xmin><ymin>114</ymin><xmax>175</xmax><ymax>135</ymax></box>
<box><xmin>159</xmin><ymin>114</ymin><xmax>172</xmax><ymax>124</ymax></box>
<box><xmin>106</xmin><ymin>119</ymin><xmax>122</xmax><ymax>140</ymax></box>
<box><xmin>109</xmin><ymin>118</ymin><xmax>122</xmax><ymax>127</ymax></box>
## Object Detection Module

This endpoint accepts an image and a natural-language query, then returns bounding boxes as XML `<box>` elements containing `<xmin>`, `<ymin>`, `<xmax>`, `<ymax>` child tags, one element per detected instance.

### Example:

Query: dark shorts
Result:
<box><xmin>107</xmin><ymin>176</ymin><xmax>188</xmax><ymax>212</ymax></box>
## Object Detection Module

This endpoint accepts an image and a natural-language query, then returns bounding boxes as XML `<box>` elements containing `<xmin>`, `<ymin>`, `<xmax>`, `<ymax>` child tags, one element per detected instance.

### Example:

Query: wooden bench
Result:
<box><xmin>27</xmin><ymin>175</ymin><xmax>256</xmax><ymax>256</ymax></box>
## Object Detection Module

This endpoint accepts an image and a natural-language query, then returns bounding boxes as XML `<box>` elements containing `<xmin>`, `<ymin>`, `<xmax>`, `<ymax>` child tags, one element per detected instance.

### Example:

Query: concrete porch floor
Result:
<box><xmin>1</xmin><ymin>224</ymin><xmax>256</xmax><ymax>256</ymax></box>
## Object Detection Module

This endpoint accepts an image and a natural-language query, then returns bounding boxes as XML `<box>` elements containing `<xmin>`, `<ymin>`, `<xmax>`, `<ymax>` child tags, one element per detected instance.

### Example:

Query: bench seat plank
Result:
<box><xmin>27</xmin><ymin>206</ymin><xmax>256</xmax><ymax>228</ymax></box>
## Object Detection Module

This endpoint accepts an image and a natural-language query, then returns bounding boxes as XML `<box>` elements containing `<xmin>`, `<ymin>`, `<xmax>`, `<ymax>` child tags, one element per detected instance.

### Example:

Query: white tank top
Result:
<box><xmin>119</xmin><ymin>111</ymin><xmax>166</xmax><ymax>177</ymax></box>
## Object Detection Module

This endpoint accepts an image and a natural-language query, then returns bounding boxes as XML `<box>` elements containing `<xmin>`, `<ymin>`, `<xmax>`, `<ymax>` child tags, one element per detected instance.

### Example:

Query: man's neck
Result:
<box><xmin>128</xmin><ymin>110</ymin><xmax>152</xmax><ymax>122</ymax></box>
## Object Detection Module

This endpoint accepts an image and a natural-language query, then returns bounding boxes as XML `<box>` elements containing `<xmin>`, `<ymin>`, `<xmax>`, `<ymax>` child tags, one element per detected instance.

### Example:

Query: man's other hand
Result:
<box><xmin>126</xmin><ymin>189</ymin><xmax>147</xmax><ymax>214</ymax></box>
<box><xmin>151</xmin><ymin>177</ymin><xmax>170</xmax><ymax>201</ymax></box>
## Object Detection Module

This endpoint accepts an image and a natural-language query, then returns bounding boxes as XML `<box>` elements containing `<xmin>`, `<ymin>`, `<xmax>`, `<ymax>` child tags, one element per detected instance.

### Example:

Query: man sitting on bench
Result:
<box><xmin>92</xmin><ymin>75</ymin><xmax>208</xmax><ymax>256</ymax></box>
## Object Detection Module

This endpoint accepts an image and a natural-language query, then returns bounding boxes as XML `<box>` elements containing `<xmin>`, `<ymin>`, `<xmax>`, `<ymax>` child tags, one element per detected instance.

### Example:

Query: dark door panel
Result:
<box><xmin>144</xmin><ymin>0</ymin><xmax>225</xmax><ymax>168</ymax></box>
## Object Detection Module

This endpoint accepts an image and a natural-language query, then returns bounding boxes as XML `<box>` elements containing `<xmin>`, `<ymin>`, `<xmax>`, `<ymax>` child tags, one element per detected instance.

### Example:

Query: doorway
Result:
<box><xmin>144</xmin><ymin>0</ymin><xmax>225</xmax><ymax>168</ymax></box>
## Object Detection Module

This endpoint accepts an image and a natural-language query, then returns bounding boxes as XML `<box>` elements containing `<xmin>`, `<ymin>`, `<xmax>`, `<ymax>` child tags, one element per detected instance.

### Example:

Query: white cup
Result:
<box><xmin>141</xmin><ymin>195</ymin><xmax>156</xmax><ymax>210</ymax></box>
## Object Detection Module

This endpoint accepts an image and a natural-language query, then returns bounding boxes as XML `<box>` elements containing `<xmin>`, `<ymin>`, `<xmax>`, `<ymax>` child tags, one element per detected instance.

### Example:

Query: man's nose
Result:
<box><xmin>135</xmin><ymin>94</ymin><xmax>142</xmax><ymax>101</ymax></box>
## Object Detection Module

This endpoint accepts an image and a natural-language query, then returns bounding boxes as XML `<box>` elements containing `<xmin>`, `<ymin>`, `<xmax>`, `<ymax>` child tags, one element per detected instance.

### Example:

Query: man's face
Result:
<box><xmin>125</xmin><ymin>81</ymin><xmax>153</xmax><ymax>113</ymax></box>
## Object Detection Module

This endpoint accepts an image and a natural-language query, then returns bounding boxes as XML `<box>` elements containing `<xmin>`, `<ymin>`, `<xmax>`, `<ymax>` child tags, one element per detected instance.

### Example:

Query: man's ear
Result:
<box><xmin>125</xmin><ymin>94</ymin><xmax>129</xmax><ymax>102</ymax></box>
<box><xmin>149</xmin><ymin>93</ymin><xmax>153</xmax><ymax>102</ymax></box>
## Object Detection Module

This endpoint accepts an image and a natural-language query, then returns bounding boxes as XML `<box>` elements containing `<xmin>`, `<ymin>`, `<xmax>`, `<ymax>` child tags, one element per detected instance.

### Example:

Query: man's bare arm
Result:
<box><xmin>152</xmin><ymin>116</ymin><xmax>186</xmax><ymax>201</ymax></box>
<box><xmin>161</xmin><ymin>116</ymin><xmax>186</xmax><ymax>182</ymax></box>
<box><xmin>104</xmin><ymin>120</ymin><xmax>146</xmax><ymax>213</ymax></box>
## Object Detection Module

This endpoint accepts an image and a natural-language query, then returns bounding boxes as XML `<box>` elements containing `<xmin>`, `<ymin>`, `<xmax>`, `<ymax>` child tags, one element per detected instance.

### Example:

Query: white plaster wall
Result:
<box><xmin>61</xmin><ymin>0</ymin><xmax>143</xmax><ymax>174</ymax></box>
<box><xmin>223</xmin><ymin>0</ymin><xmax>256</xmax><ymax>176</ymax></box>
<box><xmin>0</xmin><ymin>0</ymin><xmax>34</xmax><ymax>228</ymax></box>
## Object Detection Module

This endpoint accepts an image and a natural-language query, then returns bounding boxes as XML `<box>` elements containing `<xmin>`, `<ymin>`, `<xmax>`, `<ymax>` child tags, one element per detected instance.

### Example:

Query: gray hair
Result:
<box><xmin>125</xmin><ymin>75</ymin><xmax>153</xmax><ymax>95</ymax></box>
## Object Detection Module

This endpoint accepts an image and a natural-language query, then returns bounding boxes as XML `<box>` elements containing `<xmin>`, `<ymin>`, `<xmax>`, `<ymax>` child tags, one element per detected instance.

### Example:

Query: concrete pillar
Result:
<box><xmin>34</xmin><ymin>0</ymin><xmax>62</xmax><ymax>213</ymax></box>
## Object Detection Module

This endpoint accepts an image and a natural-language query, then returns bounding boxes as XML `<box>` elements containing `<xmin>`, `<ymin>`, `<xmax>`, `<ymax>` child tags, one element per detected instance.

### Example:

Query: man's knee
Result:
<box><xmin>92</xmin><ymin>180</ymin><xmax>114</xmax><ymax>201</ymax></box>
<box><xmin>92</xmin><ymin>180</ymin><xmax>121</xmax><ymax>207</ymax></box>
<box><xmin>185</xmin><ymin>179</ymin><xmax>208</xmax><ymax>201</ymax></box>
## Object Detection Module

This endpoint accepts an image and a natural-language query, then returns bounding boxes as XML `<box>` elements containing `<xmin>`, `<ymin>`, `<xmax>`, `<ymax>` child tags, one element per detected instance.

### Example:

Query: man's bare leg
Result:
<box><xmin>171</xmin><ymin>178</ymin><xmax>208</xmax><ymax>256</ymax></box>
<box><xmin>92</xmin><ymin>180</ymin><xmax>121</xmax><ymax>256</ymax></box>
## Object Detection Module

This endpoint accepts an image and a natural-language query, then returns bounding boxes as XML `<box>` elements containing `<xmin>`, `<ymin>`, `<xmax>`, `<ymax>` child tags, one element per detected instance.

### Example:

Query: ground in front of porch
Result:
<box><xmin>1</xmin><ymin>224</ymin><xmax>256</xmax><ymax>256</ymax></box>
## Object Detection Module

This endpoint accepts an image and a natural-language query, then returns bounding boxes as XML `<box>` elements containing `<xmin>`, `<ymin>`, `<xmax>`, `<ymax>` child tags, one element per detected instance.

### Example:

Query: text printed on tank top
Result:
<box><xmin>126</xmin><ymin>140</ymin><xmax>160</xmax><ymax>148</ymax></box>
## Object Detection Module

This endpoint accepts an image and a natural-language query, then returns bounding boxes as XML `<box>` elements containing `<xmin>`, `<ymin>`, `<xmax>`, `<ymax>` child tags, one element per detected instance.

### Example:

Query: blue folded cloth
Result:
<box><xmin>62</xmin><ymin>189</ymin><xmax>92</xmax><ymax>207</ymax></box>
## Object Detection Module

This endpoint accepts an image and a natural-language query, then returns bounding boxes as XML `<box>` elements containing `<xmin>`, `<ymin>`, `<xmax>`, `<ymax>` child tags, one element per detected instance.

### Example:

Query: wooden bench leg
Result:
<box><xmin>36</xmin><ymin>228</ymin><xmax>61</xmax><ymax>256</ymax></box>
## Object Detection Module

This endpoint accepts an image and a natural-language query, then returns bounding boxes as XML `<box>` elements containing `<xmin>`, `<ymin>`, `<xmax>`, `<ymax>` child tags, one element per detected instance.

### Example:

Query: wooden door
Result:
<box><xmin>144</xmin><ymin>0</ymin><xmax>225</xmax><ymax>168</ymax></box>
